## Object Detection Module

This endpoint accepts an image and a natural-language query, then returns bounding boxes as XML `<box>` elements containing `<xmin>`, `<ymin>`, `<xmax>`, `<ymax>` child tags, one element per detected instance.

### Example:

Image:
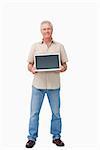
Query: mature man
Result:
<box><xmin>26</xmin><ymin>20</ymin><xmax>68</xmax><ymax>148</ymax></box>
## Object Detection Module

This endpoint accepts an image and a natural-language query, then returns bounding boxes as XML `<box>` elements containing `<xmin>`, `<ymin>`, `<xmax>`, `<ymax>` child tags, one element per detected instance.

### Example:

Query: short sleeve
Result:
<box><xmin>27</xmin><ymin>44</ymin><xmax>35</xmax><ymax>64</ymax></box>
<box><xmin>60</xmin><ymin>44</ymin><xmax>68</xmax><ymax>64</ymax></box>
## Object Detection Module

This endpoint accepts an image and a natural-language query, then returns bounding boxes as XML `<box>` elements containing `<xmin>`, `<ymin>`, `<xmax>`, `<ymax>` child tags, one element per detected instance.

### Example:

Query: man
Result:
<box><xmin>26</xmin><ymin>20</ymin><xmax>68</xmax><ymax>148</ymax></box>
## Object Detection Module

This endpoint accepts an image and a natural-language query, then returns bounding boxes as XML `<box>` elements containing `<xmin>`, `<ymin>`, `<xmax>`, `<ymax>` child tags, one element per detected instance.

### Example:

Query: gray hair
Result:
<box><xmin>40</xmin><ymin>20</ymin><xmax>53</xmax><ymax>31</ymax></box>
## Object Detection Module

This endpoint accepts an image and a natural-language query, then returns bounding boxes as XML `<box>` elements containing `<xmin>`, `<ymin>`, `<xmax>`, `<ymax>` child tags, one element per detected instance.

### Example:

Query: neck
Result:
<box><xmin>43</xmin><ymin>37</ymin><xmax>52</xmax><ymax>44</ymax></box>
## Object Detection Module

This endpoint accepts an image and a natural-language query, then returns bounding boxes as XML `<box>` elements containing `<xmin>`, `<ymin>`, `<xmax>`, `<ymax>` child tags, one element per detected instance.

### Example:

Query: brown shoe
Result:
<box><xmin>25</xmin><ymin>140</ymin><xmax>35</xmax><ymax>148</ymax></box>
<box><xmin>53</xmin><ymin>138</ymin><xmax>65</xmax><ymax>146</ymax></box>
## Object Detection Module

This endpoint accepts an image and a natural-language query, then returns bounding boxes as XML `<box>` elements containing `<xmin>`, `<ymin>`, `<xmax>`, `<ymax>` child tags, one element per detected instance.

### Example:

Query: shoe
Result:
<box><xmin>53</xmin><ymin>138</ymin><xmax>65</xmax><ymax>146</ymax></box>
<box><xmin>25</xmin><ymin>140</ymin><xmax>35</xmax><ymax>148</ymax></box>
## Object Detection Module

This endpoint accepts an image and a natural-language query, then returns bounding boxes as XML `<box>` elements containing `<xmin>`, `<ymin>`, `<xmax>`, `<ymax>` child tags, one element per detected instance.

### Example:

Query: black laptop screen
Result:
<box><xmin>35</xmin><ymin>55</ymin><xmax>59</xmax><ymax>69</ymax></box>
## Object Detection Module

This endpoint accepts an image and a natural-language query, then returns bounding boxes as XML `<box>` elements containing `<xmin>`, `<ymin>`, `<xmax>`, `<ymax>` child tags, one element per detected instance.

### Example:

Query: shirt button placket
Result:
<box><xmin>46</xmin><ymin>44</ymin><xmax>49</xmax><ymax>89</ymax></box>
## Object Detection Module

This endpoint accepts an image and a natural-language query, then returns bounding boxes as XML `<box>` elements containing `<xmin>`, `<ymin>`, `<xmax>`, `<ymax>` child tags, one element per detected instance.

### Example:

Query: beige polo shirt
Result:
<box><xmin>27</xmin><ymin>40</ymin><xmax>68</xmax><ymax>89</ymax></box>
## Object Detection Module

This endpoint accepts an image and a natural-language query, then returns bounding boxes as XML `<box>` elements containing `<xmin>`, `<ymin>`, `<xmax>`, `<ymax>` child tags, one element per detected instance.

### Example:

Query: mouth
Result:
<box><xmin>45</xmin><ymin>33</ymin><xmax>50</xmax><ymax>35</ymax></box>
<box><xmin>44</xmin><ymin>34</ymin><xmax>50</xmax><ymax>37</ymax></box>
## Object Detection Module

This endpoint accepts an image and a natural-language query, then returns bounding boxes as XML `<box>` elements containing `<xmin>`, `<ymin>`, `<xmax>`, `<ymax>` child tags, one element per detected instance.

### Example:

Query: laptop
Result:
<box><xmin>34</xmin><ymin>53</ymin><xmax>61</xmax><ymax>72</ymax></box>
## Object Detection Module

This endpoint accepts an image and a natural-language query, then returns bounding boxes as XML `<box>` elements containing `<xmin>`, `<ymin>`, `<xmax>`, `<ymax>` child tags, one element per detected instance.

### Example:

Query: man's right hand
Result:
<box><xmin>31</xmin><ymin>66</ymin><xmax>37</xmax><ymax>74</ymax></box>
<box><xmin>28</xmin><ymin>63</ymin><xmax>37</xmax><ymax>74</ymax></box>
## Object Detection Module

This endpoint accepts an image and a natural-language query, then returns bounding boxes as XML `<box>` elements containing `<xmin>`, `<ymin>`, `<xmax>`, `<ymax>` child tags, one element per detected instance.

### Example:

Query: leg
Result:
<box><xmin>27</xmin><ymin>86</ymin><xmax>45</xmax><ymax>141</ymax></box>
<box><xmin>47</xmin><ymin>88</ymin><xmax>62</xmax><ymax>140</ymax></box>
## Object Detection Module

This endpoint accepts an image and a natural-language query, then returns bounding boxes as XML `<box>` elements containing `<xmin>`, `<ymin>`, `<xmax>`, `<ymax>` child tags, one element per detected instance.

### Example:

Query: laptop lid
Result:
<box><xmin>34</xmin><ymin>53</ymin><xmax>61</xmax><ymax>72</ymax></box>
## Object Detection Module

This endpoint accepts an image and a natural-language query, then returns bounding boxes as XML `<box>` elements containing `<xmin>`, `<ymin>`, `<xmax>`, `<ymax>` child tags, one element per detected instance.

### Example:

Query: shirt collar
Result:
<box><xmin>41</xmin><ymin>38</ymin><xmax>54</xmax><ymax>44</ymax></box>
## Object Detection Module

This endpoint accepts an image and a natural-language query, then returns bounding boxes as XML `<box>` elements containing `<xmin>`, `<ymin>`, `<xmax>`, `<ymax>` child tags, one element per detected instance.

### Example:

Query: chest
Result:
<box><xmin>34</xmin><ymin>44</ymin><xmax>61</xmax><ymax>55</ymax></box>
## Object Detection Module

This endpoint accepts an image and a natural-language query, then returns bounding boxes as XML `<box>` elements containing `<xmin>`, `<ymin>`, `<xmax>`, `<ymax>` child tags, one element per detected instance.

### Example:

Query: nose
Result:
<box><xmin>45</xmin><ymin>29</ymin><xmax>49</xmax><ymax>32</ymax></box>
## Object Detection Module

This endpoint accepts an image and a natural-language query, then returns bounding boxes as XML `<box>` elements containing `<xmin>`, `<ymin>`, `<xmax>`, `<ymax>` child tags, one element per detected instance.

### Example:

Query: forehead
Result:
<box><xmin>41</xmin><ymin>23</ymin><xmax>52</xmax><ymax>29</ymax></box>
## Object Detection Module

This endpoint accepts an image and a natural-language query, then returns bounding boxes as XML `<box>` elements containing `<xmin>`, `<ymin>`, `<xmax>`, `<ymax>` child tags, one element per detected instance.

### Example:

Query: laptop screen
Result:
<box><xmin>35</xmin><ymin>54</ymin><xmax>60</xmax><ymax>71</ymax></box>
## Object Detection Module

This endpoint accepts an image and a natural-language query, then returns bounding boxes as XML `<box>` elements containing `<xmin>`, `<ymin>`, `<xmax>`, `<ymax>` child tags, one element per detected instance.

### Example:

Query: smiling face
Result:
<box><xmin>41</xmin><ymin>23</ymin><xmax>53</xmax><ymax>40</ymax></box>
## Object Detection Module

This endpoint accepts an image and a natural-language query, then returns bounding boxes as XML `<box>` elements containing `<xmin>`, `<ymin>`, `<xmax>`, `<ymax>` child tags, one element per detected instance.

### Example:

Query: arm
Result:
<box><xmin>60</xmin><ymin>44</ymin><xmax>68</xmax><ymax>72</ymax></box>
<box><xmin>28</xmin><ymin>63</ymin><xmax>37</xmax><ymax>74</ymax></box>
<box><xmin>60</xmin><ymin>62</ymin><xmax>67</xmax><ymax>72</ymax></box>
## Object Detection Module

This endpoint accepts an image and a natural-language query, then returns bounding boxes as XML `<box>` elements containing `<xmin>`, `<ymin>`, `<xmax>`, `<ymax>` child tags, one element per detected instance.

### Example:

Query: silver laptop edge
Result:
<box><xmin>34</xmin><ymin>53</ymin><xmax>61</xmax><ymax>72</ymax></box>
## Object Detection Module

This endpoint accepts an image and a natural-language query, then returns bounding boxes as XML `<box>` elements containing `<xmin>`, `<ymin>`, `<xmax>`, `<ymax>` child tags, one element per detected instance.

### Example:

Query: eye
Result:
<box><xmin>47</xmin><ymin>28</ymin><xmax>51</xmax><ymax>30</ymax></box>
<box><xmin>43</xmin><ymin>28</ymin><xmax>46</xmax><ymax>31</ymax></box>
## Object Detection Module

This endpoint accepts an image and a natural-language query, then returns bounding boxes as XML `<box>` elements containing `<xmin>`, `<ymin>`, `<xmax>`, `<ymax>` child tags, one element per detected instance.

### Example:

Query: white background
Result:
<box><xmin>0</xmin><ymin>0</ymin><xmax>100</xmax><ymax>150</ymax></box>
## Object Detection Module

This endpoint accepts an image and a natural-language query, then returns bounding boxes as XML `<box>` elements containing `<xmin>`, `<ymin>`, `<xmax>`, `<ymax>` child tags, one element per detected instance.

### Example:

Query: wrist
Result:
<box><xmin>60</xmin><ymin>65</ymin><xmax>67</xmax><ymax>72</ymax></box>
<box><xmin>28</xmin><ymin>64</ymin><xmax>33</xmax><ymax>72</ymax></box>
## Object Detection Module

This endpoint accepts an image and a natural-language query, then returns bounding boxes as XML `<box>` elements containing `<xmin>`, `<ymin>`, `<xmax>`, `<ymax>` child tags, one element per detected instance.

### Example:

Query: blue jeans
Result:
<box><xmin>27</xmin><ymin>86</ymin><xmax>62</xmax><ymax>141</ymax></box>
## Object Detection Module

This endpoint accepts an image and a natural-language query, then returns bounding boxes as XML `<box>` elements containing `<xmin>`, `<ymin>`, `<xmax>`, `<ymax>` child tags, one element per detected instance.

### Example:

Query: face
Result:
<box><xmin>41</xmin><ymin>23</ymin><xmax>53</xmax><ymax>39</ymax></box>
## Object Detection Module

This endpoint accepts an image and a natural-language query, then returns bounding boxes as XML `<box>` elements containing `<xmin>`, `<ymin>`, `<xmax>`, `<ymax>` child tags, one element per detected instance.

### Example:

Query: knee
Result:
<box><xmin>52</xmin><ymin>112</ymin><xmax>61</xmax><ymax>120</ymax></box>
<box><xmin>30</xmin><ymin>111</ymin><xmax>39</xmax><ymax>119</ymax></box>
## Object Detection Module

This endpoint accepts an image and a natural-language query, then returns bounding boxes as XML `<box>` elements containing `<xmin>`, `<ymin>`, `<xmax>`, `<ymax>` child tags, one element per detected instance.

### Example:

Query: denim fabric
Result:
<box><xmin>27</xmin><ymin>86</ymin><xmax>62</xmax><ymax>141</ymax></box>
